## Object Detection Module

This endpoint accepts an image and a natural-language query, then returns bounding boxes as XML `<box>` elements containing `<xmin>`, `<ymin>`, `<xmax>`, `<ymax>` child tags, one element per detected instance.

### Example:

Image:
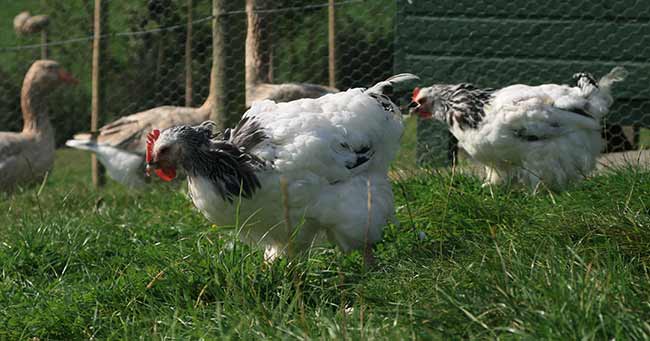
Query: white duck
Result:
<box><xmin>0</xmin><ymin>60</ymin><xmax>77</xmax><ymax>191</ymax></box>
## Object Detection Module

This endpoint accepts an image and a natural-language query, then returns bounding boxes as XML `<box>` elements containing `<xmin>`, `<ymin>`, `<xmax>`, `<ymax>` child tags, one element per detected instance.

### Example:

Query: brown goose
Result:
<box><xmin>13</xmin><ymin>11</ymin><xmax>49</xmax><ymax>35</ymax></box>
<box><xmin>0</xmin><ymin>60</ymin><xmax>77</xmax><ymax>191</ymax></box>
<box><xmin>67</xmin><ymin>0</ymin><xmax>335</xmax><ymax>188</ymax></box>
<box><xmin>65</xmin><ymin>80</ymin><xmax>214</xmax><ymax>188</ymax></box>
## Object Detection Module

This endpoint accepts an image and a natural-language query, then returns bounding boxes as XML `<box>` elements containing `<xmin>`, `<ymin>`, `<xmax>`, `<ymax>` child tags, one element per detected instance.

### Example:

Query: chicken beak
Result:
<box><xmin>407</xmin><ymin>101</ymin><xmax>433</xmax><ymax>120</ymax></box>
<box><xmin>407</xmin><ymin>101</ymin><xmax>420</xmax><ymax>114</ymax></box>
<box><xmin>145</xmin><ymin>162</ymin><xmax>157</xmax><ymax>176</ymax></box>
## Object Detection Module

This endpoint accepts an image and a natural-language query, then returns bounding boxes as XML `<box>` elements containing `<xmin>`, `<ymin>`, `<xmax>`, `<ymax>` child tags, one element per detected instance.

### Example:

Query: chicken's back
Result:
<box><xmin>244</xmin><ymin>88</ymin><xmax>403</xmax><ymax>182</ymax></box>
<box><xmin>466</xmin><ymin>86</ymin><xmax>603</xmax><ymax>191</ymax></box>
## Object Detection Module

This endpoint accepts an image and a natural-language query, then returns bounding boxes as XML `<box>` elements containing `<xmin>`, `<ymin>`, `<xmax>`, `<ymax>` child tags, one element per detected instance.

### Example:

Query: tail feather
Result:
<box><xmin>599</xmin><ymin>66</ymin><xmax>628</xmax><ymax>90</ymax></box>
<box><xmin>65</xmin><ymin>138</ymin><xmax>98</xmax><ymax>152</ymax></box>
<box><xmin>588</xmin><ymin>66</ymin><xmax>628</xmax><ymax>117</ymax></box>
<box><xmin>365</xmin><ymin>73</ymin><xmax>419</xmax><ymax>95</ymax></box>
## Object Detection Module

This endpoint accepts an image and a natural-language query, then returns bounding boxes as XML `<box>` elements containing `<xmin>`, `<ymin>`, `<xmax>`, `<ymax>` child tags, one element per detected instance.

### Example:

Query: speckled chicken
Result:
<box><xmin>410</xmin><ymin>67</ymin><xmax>627</xmax><ymax>191</ymax></box>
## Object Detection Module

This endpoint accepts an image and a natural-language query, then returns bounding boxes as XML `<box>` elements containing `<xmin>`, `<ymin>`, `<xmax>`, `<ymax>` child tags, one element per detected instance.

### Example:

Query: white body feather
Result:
<box><xmin>455</xmin><ymin>68</ymin><xmax>625</xmax><ymax>190</ymax></box>
<box><xmin>65</xmin><ymin>140</ymin><xmax>145</xmax><ymax>188</ymax></box>
<box><xmin>187</xmin><ymin>87</ymin><xmax>404</xmax><ymax>258</ymax></box>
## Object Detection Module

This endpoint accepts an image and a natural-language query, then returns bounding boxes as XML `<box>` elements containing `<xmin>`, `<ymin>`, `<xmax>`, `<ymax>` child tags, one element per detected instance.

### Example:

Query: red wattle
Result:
<box><xmin>155</xmin><ymin>167</ymin><xmax>176</xmax><ymax>182</ymax></box>
<box><xmin>419</xmin><ymin>111</ymin><xmax>433</xmax><ymax>120</ymax></box>
<box><xmin>412</xmin><ymin>87</ymin><xmax>421</xmax><ymax>101</ymax></box>
<box><xmin>146</xmin><ymin>129</ymin><xmax>160</xmax><ymax>163</ymax></box>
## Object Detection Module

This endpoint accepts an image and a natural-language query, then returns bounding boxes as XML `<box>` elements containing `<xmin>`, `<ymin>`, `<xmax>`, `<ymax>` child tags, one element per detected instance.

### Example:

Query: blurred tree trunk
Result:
<box><xmin>245</xmin><ymin>0</ymin><xmax>273</xmax><ymax>104</ymax></box>
<box><xmin>210</xmin><ymin>0</ymin><xmax>246</xmax><ymax>130</ymax></box>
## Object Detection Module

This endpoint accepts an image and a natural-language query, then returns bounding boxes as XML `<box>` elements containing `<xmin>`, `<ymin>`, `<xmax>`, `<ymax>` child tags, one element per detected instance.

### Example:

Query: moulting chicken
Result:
<box><xmin>146</xmin><ymin>74</ymin><xmax>418</xmax><ymax>261</ymax></box>
<box><xmin>410</xmin><ymin>67</ymin><xmax>627</xmax><ymax>191</ymax></box>
<box><xmin>0</xmin><ymin>60</ymin><xmax>77</xmax><ymax>191</ymax></box>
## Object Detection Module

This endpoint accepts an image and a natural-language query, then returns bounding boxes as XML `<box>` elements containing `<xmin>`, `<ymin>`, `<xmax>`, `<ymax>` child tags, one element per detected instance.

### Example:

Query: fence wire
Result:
<box><xmin>397</xmin><ymin>0</ymin><xmax>650</xmax><ymax>164</ymax></box>
<box><xmin>1</xmin><ymin>0</ymin><xmax>648</xmax><ymax>168</ymax></box>
<box><xmin>0</xmin><ymin>0</ymin><xmax>393</xmax><ymax>147</ymax></box>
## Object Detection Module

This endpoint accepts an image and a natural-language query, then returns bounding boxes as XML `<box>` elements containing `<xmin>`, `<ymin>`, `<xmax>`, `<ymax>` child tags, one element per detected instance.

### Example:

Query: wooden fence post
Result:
<box><xmin>40</xmin><ymin>0</ymin><xmax>48</xmax><ymax>59</ymax></box>
<box><xmin>211</xmin><ymin>0</ymin><xmax>246</xmax><ymax>131</ymax></box>
<box><xmin>40</xmin><ymin>30</ymin><xmax>48</xmax><ymax>59</ymax></box>
<box><xmin>91</xmin><ymin>0</ymin><xmax>107</xmax><ymax>187</ymax></box>
<box><xmin>185</xmin><ymin>0</ymin><xmax>193</xmax><ymax>107</ymax></box>
<box><xmin>328</xmin><ymin>0</ymin><xmax>336</xmax><ymax>88</ymax></box>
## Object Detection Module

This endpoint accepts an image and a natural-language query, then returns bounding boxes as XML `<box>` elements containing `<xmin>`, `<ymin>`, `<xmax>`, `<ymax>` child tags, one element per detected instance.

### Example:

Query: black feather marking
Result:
<box><xmin>434</xmin><ymin>84</ymin><xmax>494</xmax><ymax>130</ymax></box>
<box><xmin>573</xmin><ymin>72</ymin><xmax>598</xmax><ymax>89</ymax></box>
<box><xmin>227</xmin><ymin>116</ymin><xmax>267</xmax><ymax>152</ymax></box>
<box><xmin>175</xmin><ymin>119</ymin><xmax>268</xmax><ymax>203</ymax></box>
<box><xmin>368</xmin><ymin>93</ymin><xmax>395</xmax><ymax>113</ymax></box>
<box><xmin>344</xmin><ymin>145</ymin><xmax>374</xmax><ymax>170</ymax></box>
<box><xmin>221</xmin><ymin>128</ymin><xmax>232</xmax><ymax>140</ymax></box>
<box><xmin>356</xmin><ymin>145</ymin><xmax>371</xmax><ymax>154</ymax></box>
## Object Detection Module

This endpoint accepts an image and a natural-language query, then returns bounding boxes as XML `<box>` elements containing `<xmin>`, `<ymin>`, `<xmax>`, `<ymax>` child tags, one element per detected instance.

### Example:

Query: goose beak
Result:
<box><xmin>58</xmin><ymin>69</ymin><xmax>79</xmax><ymax>84</ymax></box>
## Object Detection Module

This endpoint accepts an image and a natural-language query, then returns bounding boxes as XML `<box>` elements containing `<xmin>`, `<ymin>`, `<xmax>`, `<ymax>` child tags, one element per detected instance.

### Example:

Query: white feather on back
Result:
<box><xmin>453</xmin><ymin>82</ymin><xmax>608</xmax><ymax>191</ymax></box>
<box><xmin>245</xmin><ymin>88</ymin><xmax>402</xmax><ymax>182</ymax></box>
<box><xmin>65</xmin><ymin>140</ymin><xmax>145</xmax><ymax>188</ymax></box>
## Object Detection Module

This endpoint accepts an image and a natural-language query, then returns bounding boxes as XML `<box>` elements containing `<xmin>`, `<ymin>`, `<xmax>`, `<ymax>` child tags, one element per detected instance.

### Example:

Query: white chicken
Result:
<box><xmin>410</xmin><ymin>67</ymin><xmax>627</xmax><ymax>191</ymax></box>
<box><xmin>145</xmin><ymin>74</ymin><xmax>418</xmax><ymax>261</ymax></box>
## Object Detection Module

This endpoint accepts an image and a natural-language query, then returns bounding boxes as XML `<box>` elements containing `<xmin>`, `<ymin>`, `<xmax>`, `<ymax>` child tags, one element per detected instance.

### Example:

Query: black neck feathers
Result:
<box><xmin>180</xmin><ymin>118</ymin><xmax>268</xmax><ymax>202</ymax></box>
<box><xmin>439</xmin><ymin>84</ymin><xmax>493</xmax><ymax>130</ymax></box>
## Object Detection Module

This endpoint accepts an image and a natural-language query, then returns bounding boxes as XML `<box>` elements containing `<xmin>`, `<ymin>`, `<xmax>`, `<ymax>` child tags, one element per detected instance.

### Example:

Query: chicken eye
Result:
<box><xmin>159</xmin><ymin>146</ymin><xmax>170</xmax><ymax>155</ymax></box>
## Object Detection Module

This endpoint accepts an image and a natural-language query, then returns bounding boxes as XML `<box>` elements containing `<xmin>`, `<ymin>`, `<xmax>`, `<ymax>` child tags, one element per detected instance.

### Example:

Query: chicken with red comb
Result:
<box><xmin>408</xmin><ymin>67</ymin><xmax>627</xmax><ymax>191</ymax></box>
<box><xmin>145</xmin><ymin>128</ymin><xmax>178</xmax><ymax>182</ymax></box>
<box><xmin>145</xmin><ymin>74</ymin><xmax>418</xmax><ymax>262</ymax></box>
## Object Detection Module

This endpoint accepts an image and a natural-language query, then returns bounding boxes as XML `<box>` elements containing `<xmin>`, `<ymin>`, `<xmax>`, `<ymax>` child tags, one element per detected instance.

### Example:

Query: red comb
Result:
<box><xmin>412</xmin><ymin>87</ymin><xmax>421</xmax><ymax>102</ymax></box>
<box><xmin>146</xmin><ymin>129</ymin><xmax>160</xmax><ymax>163</ymax></box>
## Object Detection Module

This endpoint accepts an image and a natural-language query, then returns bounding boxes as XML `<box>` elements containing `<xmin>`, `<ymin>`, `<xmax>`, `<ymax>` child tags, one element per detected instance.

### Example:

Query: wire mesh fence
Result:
<box><xmin>0</xmin><ymin>0</ymin><xmax>648</xmax><ymax>169</ymax></box>
<box><xmin>0</xmin><ymin>0</ymin><xmax>394</xmax><ymax>146</ymax></box>
<box><xmin>397</xmin><ymin>0</ymin><xmax>650</xmax><ymax>165</ymax></box>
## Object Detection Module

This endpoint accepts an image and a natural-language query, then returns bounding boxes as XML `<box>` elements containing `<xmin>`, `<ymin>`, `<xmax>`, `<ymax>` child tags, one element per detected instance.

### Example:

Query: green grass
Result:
<box><xmin>641</xmin><ymin>128</ymin><xmax>650</xmax><ymax>149</ymax></box>
<box><xmin>1</xmin><ymin>149</ymin><xmax>650</xmax><ymax>339</ymax></box>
